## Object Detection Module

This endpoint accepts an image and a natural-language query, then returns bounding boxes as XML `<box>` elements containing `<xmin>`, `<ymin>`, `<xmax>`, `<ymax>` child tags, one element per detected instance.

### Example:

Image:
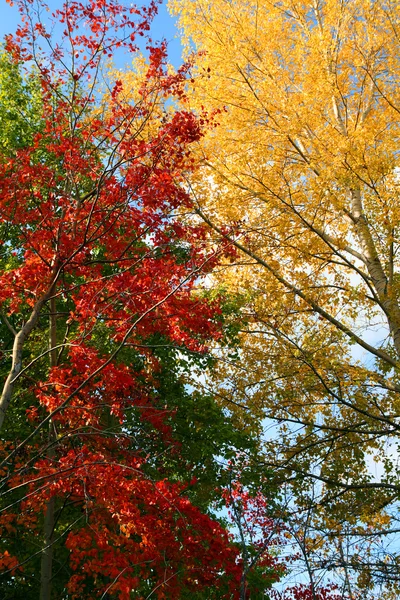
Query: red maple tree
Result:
<box><xmin>0</xmin><ymin>1</ymin><xmax>247</xmax><ymax>597</ymax></box>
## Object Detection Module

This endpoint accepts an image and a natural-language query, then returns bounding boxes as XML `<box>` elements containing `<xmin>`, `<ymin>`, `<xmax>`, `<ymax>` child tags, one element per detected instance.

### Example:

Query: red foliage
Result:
<box><xmin>0</xmin><ymin>1</ymin><xmax>242</xmax><ymax>597</ymax></box>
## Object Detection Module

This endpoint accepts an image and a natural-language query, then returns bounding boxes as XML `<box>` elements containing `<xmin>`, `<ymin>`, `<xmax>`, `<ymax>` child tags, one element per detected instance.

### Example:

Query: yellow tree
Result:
<box><xmin>170</xmin><ymin>0</ymin><xmax>400</xmax><ymax>595</ymax></box>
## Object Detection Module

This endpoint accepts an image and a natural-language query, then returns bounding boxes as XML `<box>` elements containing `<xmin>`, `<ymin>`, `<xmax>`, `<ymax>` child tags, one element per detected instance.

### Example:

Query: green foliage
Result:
<box><xmin>0</xmin><ymin>49</ymin><xmax>42</xmax><ymax>152</ymax></box>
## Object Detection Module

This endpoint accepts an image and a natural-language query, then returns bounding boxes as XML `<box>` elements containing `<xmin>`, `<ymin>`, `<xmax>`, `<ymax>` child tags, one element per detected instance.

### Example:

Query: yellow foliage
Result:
<box><xmin>171</xmin><ymin>0</ymin><xmax>400</xmax><ymax>593</ymax></box>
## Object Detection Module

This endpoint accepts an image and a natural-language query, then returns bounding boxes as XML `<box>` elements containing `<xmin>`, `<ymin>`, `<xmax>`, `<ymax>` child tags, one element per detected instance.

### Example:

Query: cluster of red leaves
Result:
<box><xmin>223</xmin><ymin>477</ymin><xmax>284</xmax><ymax>585</ymax></box>
<box><xmin>223</xmin><ymin>475</ymin><xmax>346</xmax><ymax>600</ymax></box>
<box><xmin>0</xmin><ymin>1</ymin><xmax>245</xmax><ymax>597</ymax></box>
<box><xmin>0</xmin><ymin>551</ymin><xmax>21</xmax><ymax>576</ymax></box>
<box><xmin>11</xmin><ymin>446</ymin><xmax>241</xmax><ymax>599</ymax></box>
<box><xmin>5</xmin><ymin>0</ymin><xmax>159</xmax><ymax>78</ymax></box>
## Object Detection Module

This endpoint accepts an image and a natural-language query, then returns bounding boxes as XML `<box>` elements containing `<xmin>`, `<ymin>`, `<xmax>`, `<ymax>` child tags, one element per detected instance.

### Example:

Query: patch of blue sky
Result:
<box><xmin>0</xmin><ymin>0</ymin><xmax>183</xmax><ymax>68</ymax></box>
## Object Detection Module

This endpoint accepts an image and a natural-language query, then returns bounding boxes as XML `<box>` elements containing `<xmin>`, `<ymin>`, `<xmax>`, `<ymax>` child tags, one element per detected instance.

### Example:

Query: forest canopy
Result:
<box><xmin>0</xmin><ymin>0</ymin><xmax>400</xmax><ymax>598</ymax></box>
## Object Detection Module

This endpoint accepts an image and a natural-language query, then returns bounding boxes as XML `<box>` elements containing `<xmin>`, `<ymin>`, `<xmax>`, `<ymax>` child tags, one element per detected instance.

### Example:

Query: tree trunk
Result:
<box><xmin>0</xmin><ymin>272</ymin><xmax>59</xmax><ymax>430</ymax></box>
<box><xmin>40</xmin><ymin>296</ymin><xmax>57</xmax><ymax>600</ymax></box>
<box><xmin>350</xmin><ymin>188</ymin><xmax>400</xmax><ymax>358</ymax></box>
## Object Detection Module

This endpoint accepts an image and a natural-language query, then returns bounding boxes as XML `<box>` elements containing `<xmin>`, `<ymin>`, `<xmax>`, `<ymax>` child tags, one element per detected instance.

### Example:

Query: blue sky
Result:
<box><xmin>0</xmin><ymin>0</ymin><xmax>184</xmax><ymax>67</ymax></box>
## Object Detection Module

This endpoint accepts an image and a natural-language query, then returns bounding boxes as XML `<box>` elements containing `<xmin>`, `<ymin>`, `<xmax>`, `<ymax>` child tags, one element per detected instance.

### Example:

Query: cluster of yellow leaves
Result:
<box><xmin>170</xmin><ymin>0</ymin><xmax>400</xmax><ymax>481</ymax></box>
<box><xmin>171</xmin><ymin>0</ymin><xmax>400</xmax><ymax>317</ymax></box>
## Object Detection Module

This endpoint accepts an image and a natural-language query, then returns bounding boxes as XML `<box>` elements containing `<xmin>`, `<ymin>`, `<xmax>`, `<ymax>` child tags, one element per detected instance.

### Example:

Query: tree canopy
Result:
<box><xmin>0</xmin><ymin>1</ymin><xmax>280</xmax><ymax>597</ymax></box>
<box><xmin>170</xmin><ymin>0</ymin><xmax>400</xmax><ymax>596</ymax></box>
<box><xmin>2</xmin><ymin>0</ymin><xmax>400</xmax><ymax>597</ymax></box>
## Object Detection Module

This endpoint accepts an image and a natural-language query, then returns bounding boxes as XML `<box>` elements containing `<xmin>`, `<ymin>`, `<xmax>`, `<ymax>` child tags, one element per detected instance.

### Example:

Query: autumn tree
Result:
<box><xmin>0</xmin><ymin>1</ymin><xmax>282</xmax><ymax>598</ymax></box>
<box><xmin>170</xmin><ymin>0</ymin><xmax>400</xmax><ymax>596</ymax></box>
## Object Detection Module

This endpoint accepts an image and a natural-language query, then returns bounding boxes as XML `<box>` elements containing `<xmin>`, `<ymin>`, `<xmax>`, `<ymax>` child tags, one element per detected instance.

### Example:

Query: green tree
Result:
<box><xmin>0</xmin><ymin>49</ymin><xmax>42</xmax><ymax>152</ymax></box>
